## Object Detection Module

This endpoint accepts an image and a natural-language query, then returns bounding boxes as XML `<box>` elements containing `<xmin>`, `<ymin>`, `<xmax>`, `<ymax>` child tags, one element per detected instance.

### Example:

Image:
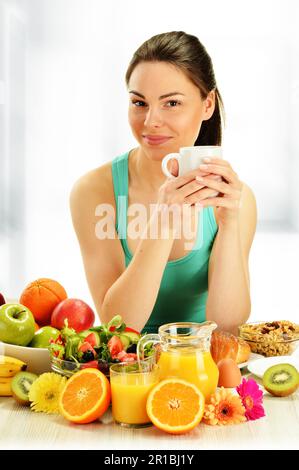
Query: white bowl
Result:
<box><xmin>0</xmin><ymin>341</ymin><xmax>52</xmax><ymax>375</ymax></box>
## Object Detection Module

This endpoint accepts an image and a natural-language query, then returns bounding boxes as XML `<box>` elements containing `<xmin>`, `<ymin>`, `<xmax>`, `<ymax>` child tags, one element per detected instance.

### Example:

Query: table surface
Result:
<box><xmin>1</xmin><ymin>367</ymin><xmax>298</xmax><ymax>451</ymax></box>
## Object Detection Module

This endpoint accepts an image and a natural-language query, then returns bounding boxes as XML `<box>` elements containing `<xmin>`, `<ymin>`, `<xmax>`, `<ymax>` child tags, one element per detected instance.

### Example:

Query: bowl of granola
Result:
<box><xmin>238</xmin><ymin>320</ymin><xmax>299</xmax><ymax>357</ymax></box>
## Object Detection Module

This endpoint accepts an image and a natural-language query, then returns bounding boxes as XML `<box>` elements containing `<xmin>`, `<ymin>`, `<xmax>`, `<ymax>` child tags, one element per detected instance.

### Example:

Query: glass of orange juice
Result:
<box><xmin>110</xmin><ymin>357</ymin><xmax>159</xmax><ymax>428</ymax></box>
<box><xmin>137</xmin><ymin>321</ymin><xmax>219</xmax><ymax>402</ymax></box>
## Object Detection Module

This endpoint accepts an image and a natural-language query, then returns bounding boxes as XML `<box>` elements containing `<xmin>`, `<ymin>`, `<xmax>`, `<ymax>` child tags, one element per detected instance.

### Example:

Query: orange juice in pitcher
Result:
<box><xmin>137</xmin><ymin>322</ymin><xmax>219</xmax><ymax>402</ymax></box>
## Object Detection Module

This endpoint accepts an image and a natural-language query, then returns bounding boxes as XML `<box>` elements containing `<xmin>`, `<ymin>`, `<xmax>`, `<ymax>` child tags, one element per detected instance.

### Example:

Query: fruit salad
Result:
<box><xmin>48</xmin><ymin>315</ymin><xmax>148</xmax><ymax>376</ymax></box>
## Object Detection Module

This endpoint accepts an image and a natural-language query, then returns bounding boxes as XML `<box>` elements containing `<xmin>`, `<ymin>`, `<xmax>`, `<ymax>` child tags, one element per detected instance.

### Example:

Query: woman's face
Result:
<box><xmin>128</xmin><ymin>61</ymin><xmax>215</xmax><ymax>160</ymax></box>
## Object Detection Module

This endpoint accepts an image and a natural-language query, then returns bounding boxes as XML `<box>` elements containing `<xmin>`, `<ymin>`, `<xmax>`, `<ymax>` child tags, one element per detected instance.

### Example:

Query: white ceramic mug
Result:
<box><xmin>161</xmin><ymin>145</ymin><xmax>223</xmax><ymax>178</ymax></box>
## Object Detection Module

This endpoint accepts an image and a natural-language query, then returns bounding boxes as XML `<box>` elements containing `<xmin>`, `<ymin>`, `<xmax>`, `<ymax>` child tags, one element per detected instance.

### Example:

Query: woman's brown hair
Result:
<box><xmin>125</xmin><ymin>31</ymin><xmax>225</xmax><ymax>146</ymax></box>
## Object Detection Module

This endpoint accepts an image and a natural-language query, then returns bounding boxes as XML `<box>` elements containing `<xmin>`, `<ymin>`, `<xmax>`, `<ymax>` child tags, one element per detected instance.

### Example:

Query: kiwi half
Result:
<box><xmin>263</xmin><ymin>363</ymin><xmax>299</xmax><ymax>397</ymax></box>
<box><xmin>11</xmin><ymin>371</ymin><xmax>38</xmax><ymax>406</ymax></box>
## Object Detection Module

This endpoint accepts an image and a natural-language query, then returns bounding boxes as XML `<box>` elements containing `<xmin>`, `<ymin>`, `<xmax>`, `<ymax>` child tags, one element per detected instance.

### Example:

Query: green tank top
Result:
<box><xmin>111</xmin><ymin>150</ymin><xmax>218</xmax><ymax>334</ymax></box>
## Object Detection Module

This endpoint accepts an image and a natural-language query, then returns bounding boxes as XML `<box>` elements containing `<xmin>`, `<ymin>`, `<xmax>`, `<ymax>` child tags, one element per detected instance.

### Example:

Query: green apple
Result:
<box><xmin>30</xmin><ymin>326</ymin><xmax>60</xmax><ymax>348</ymax></box>
<box><xmin>0</xmin><ymin>303</ymin><xmax>35</xmax><ymax>346</ymax></box>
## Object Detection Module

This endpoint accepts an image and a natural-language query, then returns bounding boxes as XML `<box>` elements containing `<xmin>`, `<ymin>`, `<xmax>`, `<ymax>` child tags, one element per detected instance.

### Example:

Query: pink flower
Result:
<box><xmin>236</xmin><ymin>378</ymin><xmax>265</xmax><ymax>421</ymax></box>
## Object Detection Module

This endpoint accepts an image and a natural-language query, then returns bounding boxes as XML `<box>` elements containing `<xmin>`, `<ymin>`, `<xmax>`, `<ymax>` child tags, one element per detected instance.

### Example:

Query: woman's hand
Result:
<box><xmin>192</xmin><ymin>157</ymin><xmax>243</xmax><ymax>227</ymax></box>
<box><xmin>157</xmin><ymin>160</ymin><xmax>219</xmax><ymax>209</ymax></box>
<box><xmin>156</xmin><ymin>159</ymin><xmax>220</xmax><ymax>233</ymax></box>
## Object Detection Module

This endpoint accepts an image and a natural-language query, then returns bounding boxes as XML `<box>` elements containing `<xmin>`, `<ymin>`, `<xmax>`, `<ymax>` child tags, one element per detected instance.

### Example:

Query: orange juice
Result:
<box><xmin>157</xmin><ymin>348</ymin><xmax>219</xmax><ymax>401</ymax></box>
<box><xmin>110</xmin><ymin>369</ymin><xmax>159</xmax><ymax>426</ymax></box>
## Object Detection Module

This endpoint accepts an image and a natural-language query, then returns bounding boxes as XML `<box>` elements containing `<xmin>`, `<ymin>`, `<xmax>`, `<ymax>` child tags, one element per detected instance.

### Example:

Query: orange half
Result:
<box><xmin>59</xmin><ymin>368</ymin><xmax>111</xmax><ymax>424</ymax></box>
<box><xmin>146</xmin><ymin>378</ymin><xmax>205</xmax><ymax>434</ymax></box>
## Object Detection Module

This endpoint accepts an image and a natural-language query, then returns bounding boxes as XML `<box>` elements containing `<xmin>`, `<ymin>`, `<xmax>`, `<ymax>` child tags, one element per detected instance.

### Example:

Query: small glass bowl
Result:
<box><xmin>50</xmin><ymin>354</ymin><xmax>156</xmax><ymax>378</ymax></box>
<box><xmin>50</xmin><ymin>355</ymin><xmax>111</xmax><ymax>378</ymax></box>
<box><xmin>238</xmin><ymin>320</ymin><xmax>299</xmax><ymax>357</ymax></box>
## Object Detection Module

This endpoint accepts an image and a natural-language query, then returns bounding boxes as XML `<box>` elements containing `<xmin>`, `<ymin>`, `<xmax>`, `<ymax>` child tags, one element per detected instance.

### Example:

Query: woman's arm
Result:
<box><xmin>70</xmin><ymin>172</ymin><xmax>177</xmax><ymax>332</ymax></box>
<box><xmin>101</xmin><ymin>208</ymin><xmax>176</xmax><ymax>331</ymax></box>
<box><xmin>205</xmin><ymin>183</ymin><xmax>257</xmax><ymax>336</ymax></box>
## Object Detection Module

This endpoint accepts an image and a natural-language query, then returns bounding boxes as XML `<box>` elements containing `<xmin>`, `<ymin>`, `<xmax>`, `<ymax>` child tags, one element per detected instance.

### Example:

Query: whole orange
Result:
<box><xmin>19</xmin><ymin>278</ymin><xmax>67</xmax><ymax>326</ymax></box>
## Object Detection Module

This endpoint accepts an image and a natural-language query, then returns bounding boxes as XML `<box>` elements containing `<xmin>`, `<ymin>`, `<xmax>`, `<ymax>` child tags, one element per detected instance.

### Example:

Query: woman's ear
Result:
<box><xmin>202</xmin><ymin>89</ymin><xmax>216</xmax><ymax>121</ymax></box>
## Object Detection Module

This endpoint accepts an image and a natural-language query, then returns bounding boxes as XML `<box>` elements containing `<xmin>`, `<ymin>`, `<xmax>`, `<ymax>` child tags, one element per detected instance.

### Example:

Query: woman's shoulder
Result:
<box><xmin>69</xmin><ymin>161</ymin><xmax>116</xmax><ymax>231</ymax></box>
<box><xmin>70</xmin><ymin>161</ymin><xmax>114</xmax><ymax>205</ymax></box>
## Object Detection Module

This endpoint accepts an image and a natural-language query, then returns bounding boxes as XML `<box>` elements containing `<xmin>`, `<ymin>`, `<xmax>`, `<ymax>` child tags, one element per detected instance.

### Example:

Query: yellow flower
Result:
<box><xmin>203</xmin><ymin>387</ymin><xmax>246</xmax><ymax>425</ymax></box>
<box><xmin>29</xmin><ymin>373</ymin><xmax>67</xmax><ymax>414</ymax></box>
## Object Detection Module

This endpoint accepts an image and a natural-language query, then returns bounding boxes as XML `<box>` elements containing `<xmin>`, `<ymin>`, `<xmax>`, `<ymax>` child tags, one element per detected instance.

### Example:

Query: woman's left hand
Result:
<box><xmin>195</xmin><ymin>157</ymin><xmax>243</xmax><ymax>227</ymax></box>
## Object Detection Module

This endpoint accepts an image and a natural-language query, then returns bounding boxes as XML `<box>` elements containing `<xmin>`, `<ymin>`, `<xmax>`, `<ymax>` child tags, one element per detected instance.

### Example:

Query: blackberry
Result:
<box><xmin>126</xmin><ymin>344</ymin><xmax>137</xmax><ymax>354</ymax></box>
<box><xmin>82</xmin><ymin>351</ymin><xmax>95</xmax><ymax>363</ymax></box>
<box><xmin>98</xmin><ymin>359</ymin><xmax>109</xmax><ymax>375</ymax></box>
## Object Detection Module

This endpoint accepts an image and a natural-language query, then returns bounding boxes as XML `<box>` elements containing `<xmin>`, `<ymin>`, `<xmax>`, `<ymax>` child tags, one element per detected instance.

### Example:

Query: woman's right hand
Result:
<box><xmin>156</xmin><ymin>159</ymin><xmax>221</xmax><ymax>235</ymax></box>
<box><xmin>157</xmin><ymin>158</ymin><xmax>221</xmax><ymax>209</ymax></box>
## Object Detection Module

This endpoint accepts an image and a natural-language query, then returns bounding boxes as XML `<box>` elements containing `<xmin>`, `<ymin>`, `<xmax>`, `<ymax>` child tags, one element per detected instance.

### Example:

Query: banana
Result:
<box><xmin>0</xmin><ymin>356</ymin><xmax>27</xmax><ymax>378</ymax></box>
<box><xmin>0</xmin><ymin>377</ymin><xmax>12</xmax><ymax>396</ymax></box>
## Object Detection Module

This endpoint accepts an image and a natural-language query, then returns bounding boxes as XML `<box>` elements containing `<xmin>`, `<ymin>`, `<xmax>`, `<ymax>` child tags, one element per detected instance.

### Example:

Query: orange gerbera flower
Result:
<box><xmin>203</xmin><ymin>387</ymin><xmax>246</xmax><ymax>426</ymax></box>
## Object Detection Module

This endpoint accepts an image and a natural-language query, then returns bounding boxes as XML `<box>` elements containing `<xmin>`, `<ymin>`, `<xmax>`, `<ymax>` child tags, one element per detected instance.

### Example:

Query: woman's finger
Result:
<box><xmin>195</xmin><ymin>175</ymin><xmax>230</xmax><ymax>194</ymax></box>
<box><xmin>167</xmin><ymin>167</ymin><xmax>218</xmax><ymax>190</ymax></box>
<box><xmin>198</xmin><ymin>163</ymin><xmax>236</xmax><ymax>184</ymax></box>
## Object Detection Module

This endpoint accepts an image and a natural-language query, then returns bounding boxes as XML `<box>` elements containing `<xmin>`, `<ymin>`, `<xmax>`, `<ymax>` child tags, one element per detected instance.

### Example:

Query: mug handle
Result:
<box><xmin>161</xmin><ymin>153</ymin><xmax>181</xmax><ymax>179</ymax></box>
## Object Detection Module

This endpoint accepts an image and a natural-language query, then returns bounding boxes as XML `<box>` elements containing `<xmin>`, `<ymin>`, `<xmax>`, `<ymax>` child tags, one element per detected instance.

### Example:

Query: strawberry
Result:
<box><xmin>115</xmin><ymin>351</ymin><xmax>137</xmax><ymax>362</ymax></box>
<box><xmin>124</xmin><ymin>353</ymin><xmax>137</xmax><ymax>360</ymax></box>
<box><xmin>108</xmin><ymin>335</ymin><xmax>123</xmax><ymax>358</ymax></box>
<box><xmin>80</xmin><ymin>360</ymin><xmax>99</xmax><ymax>370</ymax></box>
<box><xmin>78</xmin><ymin>341</ymin><xmax>97</xmax><ymax>357</ymax></box>
<box><xmin>115</xmin><ymin>350</ymin><xmax>127</xmax><ymax>360</ymax></box>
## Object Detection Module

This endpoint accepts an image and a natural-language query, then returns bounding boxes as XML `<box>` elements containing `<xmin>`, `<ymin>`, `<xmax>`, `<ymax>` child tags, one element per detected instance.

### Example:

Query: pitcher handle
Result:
<box><xmin>137</xmin><ymin>334</ymin><xmax>161</xmax><ymax>363</ymax></box>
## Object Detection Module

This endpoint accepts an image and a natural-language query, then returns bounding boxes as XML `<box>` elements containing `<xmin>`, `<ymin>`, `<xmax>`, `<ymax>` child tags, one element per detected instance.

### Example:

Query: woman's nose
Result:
<box><xmin>143</xmin><ymin>107</ymin><xmax>164</xmax><ymax>127</ymax></box>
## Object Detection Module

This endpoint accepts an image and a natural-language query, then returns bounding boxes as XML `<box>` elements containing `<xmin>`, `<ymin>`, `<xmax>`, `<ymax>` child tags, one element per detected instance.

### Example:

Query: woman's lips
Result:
<box><xmin>143</xmin><ymin>136</ymin><xmax>172</xmax><ymax>145</ymax></box>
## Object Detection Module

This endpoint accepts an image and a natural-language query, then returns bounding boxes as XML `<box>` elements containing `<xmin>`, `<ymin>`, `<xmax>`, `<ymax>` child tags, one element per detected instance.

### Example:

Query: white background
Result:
<box><xmin>0</xmin><ymin>0</ymin><xmax>298</xmax><ymax>324</ymax></box>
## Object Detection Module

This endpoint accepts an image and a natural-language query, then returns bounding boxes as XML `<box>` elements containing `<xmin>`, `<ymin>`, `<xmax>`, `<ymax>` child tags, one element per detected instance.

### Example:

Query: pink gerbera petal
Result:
<box><xmin>245</xmin><ymin>402</ymin><xmax>266</xmax><ymax>421</ymax></box>
<box><xmin>236</xmin><ymin>378</ymin><xmax>265</xmax><ymax>421</ymax></box>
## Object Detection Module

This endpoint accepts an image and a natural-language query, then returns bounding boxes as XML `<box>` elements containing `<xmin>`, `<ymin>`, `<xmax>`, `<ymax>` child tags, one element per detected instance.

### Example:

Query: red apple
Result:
<box><xmin>0</xmin><ymin>293</ymin><xmax>5</xmax><ymax>306</ymax></box>
<box><xmin>51</xmin><ymin>298</ymin><xmax>95</xmax><ymax>332</ymax></box>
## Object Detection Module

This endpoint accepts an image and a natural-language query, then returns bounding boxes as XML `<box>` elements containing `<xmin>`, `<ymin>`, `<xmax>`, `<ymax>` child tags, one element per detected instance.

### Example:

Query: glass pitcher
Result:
<box><xmin>137</xmin><ymin>321</ymin><xmax>219</xmax><ymax>401</ymax></box>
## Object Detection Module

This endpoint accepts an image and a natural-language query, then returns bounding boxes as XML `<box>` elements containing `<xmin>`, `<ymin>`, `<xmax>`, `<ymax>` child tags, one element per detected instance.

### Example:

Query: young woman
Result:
<box><xmin>70</xmin><ymin>31</ymin><xmax>257</xmax><ymax>336</ymax></box>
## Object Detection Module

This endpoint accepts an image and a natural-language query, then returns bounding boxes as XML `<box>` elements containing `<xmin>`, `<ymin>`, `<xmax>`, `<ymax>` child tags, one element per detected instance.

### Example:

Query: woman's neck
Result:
<box><xmin>129</xmin><ymin>147</ymin><xmax>168</xmax><ymax>193</ymax></box>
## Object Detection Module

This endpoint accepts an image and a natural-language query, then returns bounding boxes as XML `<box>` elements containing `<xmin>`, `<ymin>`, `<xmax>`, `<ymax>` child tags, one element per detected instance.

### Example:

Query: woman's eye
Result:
<box><xmin>131</xmin><ymin>100</ymin><xmax>181</xmax><ymax>107</ymax></box>
<box><xmin>166</xmin><ymin>100</ymin><xmax>181</xmax><ymax>107</ymax></box>
<box><xmin>131</xmin><ymin>100</ymin><xmax>145</xmax><ymax>107</ymax></box>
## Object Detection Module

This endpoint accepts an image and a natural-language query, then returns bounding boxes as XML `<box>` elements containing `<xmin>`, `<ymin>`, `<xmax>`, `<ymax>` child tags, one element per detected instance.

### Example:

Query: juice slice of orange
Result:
<box><xmin>146</xmin><ymin>378</ymin><xmax>205</xmax><ymax>434</ymax></box>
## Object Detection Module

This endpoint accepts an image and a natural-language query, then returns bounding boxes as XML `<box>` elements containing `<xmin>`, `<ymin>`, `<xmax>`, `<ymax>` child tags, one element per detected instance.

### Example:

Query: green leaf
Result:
<box><xmin>49</xmin><ymin>343</ymin><xmax>65</xmax><ymax>359</ymax></box>
<box><xmin>89</xmin><ymin>326</ymin><xmax>105</xmax><ymax>333</ymax></box>
<box><xmin>98</xmin><ymin>331</ymin><xmax>108</xmax><ymax>344</ymax></box>
<box><xmin>64</xmin><ymin>335</ymin><xmax>81</xmax><ymax>361</ymax></box>
<box><xmin>61</xmin><ymin>324</ymin><xmax>77</xmax><ymax>341</ymax></box>
<box><xmin>143</xmin><ymin>342</ymin><xmax>155</xmax><ymax>358</ymax></box>
<box><xmin>96</xmin><ymin>343</ymin><xmax>112</xmax><ymax>362</ymax></box>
